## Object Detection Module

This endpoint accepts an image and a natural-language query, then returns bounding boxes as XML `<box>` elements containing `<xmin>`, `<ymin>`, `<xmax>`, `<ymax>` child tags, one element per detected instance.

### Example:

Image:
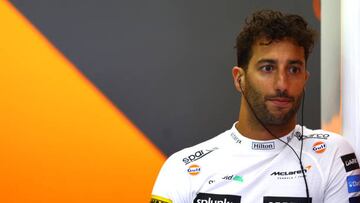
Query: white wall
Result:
<box><xmin>342</xmin><ymin>0</ymin><xmax>360</xmax><ymax>157</ymax></box>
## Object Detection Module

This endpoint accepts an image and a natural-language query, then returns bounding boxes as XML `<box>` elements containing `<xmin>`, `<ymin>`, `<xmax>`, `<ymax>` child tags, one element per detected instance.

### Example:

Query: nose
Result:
<box><xmin>274</xmin><ymin>70</ymin><xmax>289</xmax><ymax>92</ymax></box>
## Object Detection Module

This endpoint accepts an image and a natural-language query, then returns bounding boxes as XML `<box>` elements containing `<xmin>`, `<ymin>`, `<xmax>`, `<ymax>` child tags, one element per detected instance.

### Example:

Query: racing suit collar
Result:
<box><xmin>228</xmin><ymin>122</ymin><xmax>299</xmax><ymax>152</ymax></box>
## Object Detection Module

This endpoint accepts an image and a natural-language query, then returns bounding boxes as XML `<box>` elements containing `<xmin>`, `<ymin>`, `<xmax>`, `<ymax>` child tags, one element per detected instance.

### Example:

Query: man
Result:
<box><xmin>151</xmin><ymin>10</ymin><xmax>360</xmax><ymax>203</ymax></box>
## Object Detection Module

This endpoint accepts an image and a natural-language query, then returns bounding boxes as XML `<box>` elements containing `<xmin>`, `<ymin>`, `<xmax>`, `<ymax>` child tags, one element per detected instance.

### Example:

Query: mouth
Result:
<box><xmin>266</xmin><ymin>97</ymin><xmax>293</xmax><ymax>108</ymax></box>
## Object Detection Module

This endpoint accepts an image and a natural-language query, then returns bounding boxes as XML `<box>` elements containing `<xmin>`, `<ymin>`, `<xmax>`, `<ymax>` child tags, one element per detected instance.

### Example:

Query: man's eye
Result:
<box><xmin>289</xmin><ymin>66</ymin><xmax>301</xmax><ymax>74</ymax></box>
<box><xmin>260</xmin><ymin>65</ymin><xmax>273</xmax><ymax>72</ymax></box>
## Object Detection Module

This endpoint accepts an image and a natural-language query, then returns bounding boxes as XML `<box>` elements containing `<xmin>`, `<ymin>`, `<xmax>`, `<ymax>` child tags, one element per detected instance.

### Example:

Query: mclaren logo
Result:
<box><xmin>270</xmin><ymin>165</ymin><xmax>312</xmax><ymax>179</ymax></box>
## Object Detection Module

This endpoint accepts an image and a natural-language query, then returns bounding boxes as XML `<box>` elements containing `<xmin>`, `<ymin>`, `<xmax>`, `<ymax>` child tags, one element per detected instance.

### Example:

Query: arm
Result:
<box><xmin>151</xmin><ymin>154</ymin><xmax>192</xmax><ymax>203</ymax></box>
<box><xmin>324</xmin><ymin>136</ymin><xmax>360</xmax><ymax>202</ymax></box>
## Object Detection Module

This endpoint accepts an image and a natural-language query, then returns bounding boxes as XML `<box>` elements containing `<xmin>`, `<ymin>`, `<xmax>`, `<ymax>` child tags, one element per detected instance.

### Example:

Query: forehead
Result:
<box><xmin>249</xmin><ymin>38</ymin><xmax>305</xmax><ymax>64</ymax></box>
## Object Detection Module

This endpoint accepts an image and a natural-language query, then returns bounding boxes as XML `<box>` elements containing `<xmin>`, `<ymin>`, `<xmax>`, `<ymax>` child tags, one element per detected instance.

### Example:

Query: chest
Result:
<box><xmin>189</xmin><ymin>152</ymin><xmax>323</xmax><ymax>203</ymax></box>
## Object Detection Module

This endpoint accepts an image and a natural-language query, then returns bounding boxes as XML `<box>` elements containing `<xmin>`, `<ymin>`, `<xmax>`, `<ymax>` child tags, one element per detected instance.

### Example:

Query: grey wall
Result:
<box><xmin>11</xmin><ymin>0</ymin><xmax>321</xmax><ymax>156</ymax></box>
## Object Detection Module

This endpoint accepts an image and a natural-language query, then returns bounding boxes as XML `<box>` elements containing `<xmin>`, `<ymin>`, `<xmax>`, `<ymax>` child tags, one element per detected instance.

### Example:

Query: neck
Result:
<box><xmin>236</xmin><ymin>99</ymin><xmax>296</xmax><ymax>140</ymax></box>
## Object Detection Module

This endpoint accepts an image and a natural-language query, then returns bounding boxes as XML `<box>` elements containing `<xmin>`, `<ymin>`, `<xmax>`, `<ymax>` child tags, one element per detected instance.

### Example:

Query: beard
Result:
<box><xmin>243</xmin><ymin>77</ymin><xmax>303</xmax><ymax>126</ymax></box>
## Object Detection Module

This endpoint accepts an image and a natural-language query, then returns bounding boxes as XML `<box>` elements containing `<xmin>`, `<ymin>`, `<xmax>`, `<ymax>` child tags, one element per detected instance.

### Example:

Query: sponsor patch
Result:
<box><xmin>341</xmin><ymin>153</ymin><xmax>360</xmax><ymax>172</ymax></box>
<box><xmin>193</xmin><ymin>193</ymin><xmax>241</xmax><ymax>203</ymax></box>
<box><xmin>233</xmin><ymin>175</ymin><xmax>244</xmax><ymax>183</ymax></box>
<box><xmin>263</xmin><ymin>196</ymin><xmax>312</xmax><ymax>203</ymax></box>
<box><xmin>151</xmin><ymin>195</ymin><xmax>173</xmax><ymax>203</ymax></box>
<box><xmin>295</xmin><ymin>132</ymin><xmax>330</xmax><ymax>140</ymax></box>
<box><xmin>183</xmin><ymin>147</ymin><xmax>218</xmax><ymax>165</ymax></box>
<box><xmin>312</xmin><ymin>141</ymin><xmax>326</xmax><ymax>153</ymax></box>
<box><xmin>208</xmin><ymin>179</ymin><xmax>215</xmax><ymax>184</ymax></box>
<box><xmin>230</xmin><ymin>132</ymin><xmax>242</xmax><ymax>144</ymax></box>
<box><xmin>349</xmin><ymin>196</ymin><xmax>360</xmax><ymax>203</ymax></box>
<box><xmin>187</xmin><ymin>164</ymin><xmax>201</xmax><ymax>176</ymax></box>
<box><xmin>347</xmin><ymin>175</ymin><xmax>360</xmax><ymax>193</ymax></box>
<box><xmin>270</xmin><ymin>165</ymin><xmax>311</xmax><ymax>180</ymax></box>
<box><xmin>222</xmin><ymin>175</ymin><xmax>244</xmax><ymax>183</ymax></box>
<box><xmin>252</xmin><ymin>141</ymin><xmax>275</xmax><ymax>150</ymax></box>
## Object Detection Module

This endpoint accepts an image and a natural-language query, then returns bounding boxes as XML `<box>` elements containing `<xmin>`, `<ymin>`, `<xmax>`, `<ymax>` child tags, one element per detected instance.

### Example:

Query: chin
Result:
<box><xmin>265</xmin><ymin>113</ymin><xmax>292</xmax><ymax>126</ymax></box>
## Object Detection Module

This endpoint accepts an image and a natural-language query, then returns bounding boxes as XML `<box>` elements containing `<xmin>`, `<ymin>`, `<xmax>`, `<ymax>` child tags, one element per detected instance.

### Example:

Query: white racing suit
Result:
<box><xmin>151</xmin><ymin>123</ymin><xmax>360</xmax><ymax>203</ymax></box>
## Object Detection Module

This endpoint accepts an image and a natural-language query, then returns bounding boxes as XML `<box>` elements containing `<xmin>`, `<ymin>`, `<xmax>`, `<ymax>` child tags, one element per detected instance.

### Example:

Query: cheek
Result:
<box><xmin>245</xmin><ymin>78</ymin><xmax>267</xmax><ymax>98</ymax></box>
<box><xmin>248</xmin><ymin>77</ymin><xmax>273</xmax><ymax>95</ymax></box>
<box><xmin>290</xmin><ymin>81</ymin><xmax>306</xmax><ymax>94</ymax></box>
<box><xmin>285</xmin><ymin>87</ymin><xmax>304</xmax><ymax>102</ymax></box>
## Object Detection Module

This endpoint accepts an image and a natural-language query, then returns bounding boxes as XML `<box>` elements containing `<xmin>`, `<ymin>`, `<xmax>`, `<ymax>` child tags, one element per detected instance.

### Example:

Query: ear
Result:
<box><xmin>304</xmin><ymin>70</ymin><xmax>310</xmax><ymax>90</ymax></box>
<box><xmin>305</xmin><ymin>70</ymin><xmax>310</xmax><ymax>83</ymax></box>
<box><xmin>232</xmin><ymin>66</ymin><xmax>245</xmax><ymax>92</ymax></box>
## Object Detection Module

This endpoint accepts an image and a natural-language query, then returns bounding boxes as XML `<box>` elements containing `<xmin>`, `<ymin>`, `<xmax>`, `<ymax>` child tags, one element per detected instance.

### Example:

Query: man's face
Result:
<box><xmin>243</xmin><ymin>38</ymin><xmax>308</xmax><ymax>125</ymax></box>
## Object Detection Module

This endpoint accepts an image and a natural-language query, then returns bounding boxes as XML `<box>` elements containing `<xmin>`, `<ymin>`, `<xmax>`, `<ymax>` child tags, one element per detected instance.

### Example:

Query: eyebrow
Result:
<box><xmin>256</xmin><ymin>59</ymin><xmax>276</xmax><ymax>65</ymax></box>
<box><xmin>288</xmin><ymin>60</ymin><xmax>304</xmax><ymax>66</ymax></box>
<box><xmin>256</xmin><ymin>59</ymin><xmax>304</xmax><ymax>66</ymax></box>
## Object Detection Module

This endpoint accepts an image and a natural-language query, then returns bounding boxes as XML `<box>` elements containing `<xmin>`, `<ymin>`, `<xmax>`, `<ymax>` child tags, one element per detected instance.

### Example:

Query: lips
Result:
<box><xmin>267</xmin><ymin>97</ymin><xmax>293</xmax><ymax>108</ymax></box>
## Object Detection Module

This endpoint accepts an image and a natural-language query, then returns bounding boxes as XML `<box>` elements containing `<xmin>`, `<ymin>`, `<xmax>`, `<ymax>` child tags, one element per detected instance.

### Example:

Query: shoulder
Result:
<box><xmin>300</xmin><ymin>127</ymin><xmax>360</xmax><ymax>200</ymax></box>
<box><xmin>163</xmin><ymin>129</ymin><xmax>229</xmax><ymax>169</ymax></box>
<box><xmin>306</xmin><ymin>127</ymin><xmax>351</xmax><ymax>147</ymax></box>
<box><xmin>301</xmin><ymin>126</ymin><xmax>356</xmax><ymax>157</ymax></box>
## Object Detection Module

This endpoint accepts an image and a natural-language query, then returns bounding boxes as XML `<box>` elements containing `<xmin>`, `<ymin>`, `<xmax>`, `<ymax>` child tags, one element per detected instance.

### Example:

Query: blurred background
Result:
<box><xmin>2</xmin><ymin>0</ymin><xmax>358</xmax><ymax>202</ymax></box>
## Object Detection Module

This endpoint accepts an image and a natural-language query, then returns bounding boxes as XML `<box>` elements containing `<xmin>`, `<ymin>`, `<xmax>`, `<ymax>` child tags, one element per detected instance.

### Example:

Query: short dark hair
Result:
<box><xmin>236</xmin><ymin>10</ymin><xmax>316</xmax><ymax>69</ymax></box>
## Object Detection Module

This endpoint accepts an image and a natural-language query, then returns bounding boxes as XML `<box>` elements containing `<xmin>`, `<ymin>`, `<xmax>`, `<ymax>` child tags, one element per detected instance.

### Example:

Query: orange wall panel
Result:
<box><xmin>0</xmin><ymin>1</ymin><xmax>165</xmax><ymax>202</ymax></box>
